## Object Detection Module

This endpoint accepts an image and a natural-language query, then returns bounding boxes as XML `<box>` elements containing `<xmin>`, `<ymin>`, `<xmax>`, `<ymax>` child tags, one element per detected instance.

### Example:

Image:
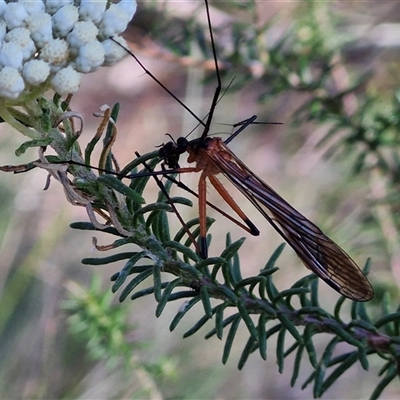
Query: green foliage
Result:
<box><xmin>62</xmin><ymin>275</ymin><xmax>176</xmax><ymax>398</ymax></box>
<box><xmin>1</xmin><ymin>1</ymin><xmax>400</xmax><ymax>399</ymax></box>
<box><xmin>56</xmin><ymin>103</ymin><xmax>398</xmax><ymax>397</ymax></box>
<box><xmin>62</xmin><ymin>276</ymin><xmax>134</xmax><ymax>367</ymax></box>
<box><xmin>67</xmin><ymin>168</ymin><xmax>400</xmax><ymax>399</ymax></box>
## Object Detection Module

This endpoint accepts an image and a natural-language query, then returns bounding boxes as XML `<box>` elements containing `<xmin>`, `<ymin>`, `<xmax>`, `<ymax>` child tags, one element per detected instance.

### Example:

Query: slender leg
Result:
<box><xmin>208</xmin><ymin>175</ymin><xmax>259</xmax><ymax>235</ymax></box>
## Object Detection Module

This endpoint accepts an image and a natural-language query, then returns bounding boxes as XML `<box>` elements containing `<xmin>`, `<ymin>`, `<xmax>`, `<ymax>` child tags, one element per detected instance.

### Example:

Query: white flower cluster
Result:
<box><xmin>0</xmin><ymin>0</ymin><xmax>136</xmax><ymax>100</ymax></box>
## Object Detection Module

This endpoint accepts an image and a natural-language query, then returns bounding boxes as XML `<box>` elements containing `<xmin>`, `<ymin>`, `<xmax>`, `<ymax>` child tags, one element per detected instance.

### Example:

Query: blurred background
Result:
<box><xmin>0</xmin><ymin>0</ymin><xmax>399</xmax><ymax>398</ymax></box>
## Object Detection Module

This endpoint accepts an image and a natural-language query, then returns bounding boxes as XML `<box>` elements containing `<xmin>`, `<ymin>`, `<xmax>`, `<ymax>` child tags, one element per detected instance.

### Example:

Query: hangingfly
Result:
<box><xmin>116</xmin><ymin>0</ymin><xmax>374</xmax><ymax>301</ymax></box>
<box><xmin>159</xmin><ymin>134</ymin><xmax>374</xmax><ymax>302</ymax></box>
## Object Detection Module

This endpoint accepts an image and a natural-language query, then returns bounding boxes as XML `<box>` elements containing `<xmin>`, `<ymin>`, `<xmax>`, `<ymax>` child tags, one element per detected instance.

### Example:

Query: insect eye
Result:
<box><xmin>177</xmin><ymin>137</ymin><xmax>188</xmax><ymax>147</ymax></box>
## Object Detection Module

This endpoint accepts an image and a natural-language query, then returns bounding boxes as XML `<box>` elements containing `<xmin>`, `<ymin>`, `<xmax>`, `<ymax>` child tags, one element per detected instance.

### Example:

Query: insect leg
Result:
<box><xmin>208</xmin><ymin>175</ymin><xmax>260</xmax><ymax>236</ymax></box>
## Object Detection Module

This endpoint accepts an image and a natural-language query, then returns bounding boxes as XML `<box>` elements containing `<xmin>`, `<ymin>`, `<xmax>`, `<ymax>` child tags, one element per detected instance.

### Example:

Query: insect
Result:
<box><xmin>118</xmin><ymin>0</ymin><xmax>374</xmax><ymax>301</ymax></box>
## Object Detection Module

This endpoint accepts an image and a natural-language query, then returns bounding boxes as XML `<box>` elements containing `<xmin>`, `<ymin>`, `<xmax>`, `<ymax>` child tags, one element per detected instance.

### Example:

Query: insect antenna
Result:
<box><xmin>97</xmin><ymin>3</ymin><xmax>266</xmax><ymax>258</ymax></box>
<box><xmin>198</xmin><ymin>0</ymin><xmax>222</xmax><ymax>141</ymax></box>
<box><xmin>224</xmin><ymin>115</ymin><xmax>258</xmax><ymax>145</ymax></box>
<box><xmin>110</xmin><ymin>36</ymin><xmax>206</xmax><ymax>129</ymax></box>
<box><xmin>112</xmin><ymin>11</ymin><xmax>236</xmax><ymax>144</ymax></box>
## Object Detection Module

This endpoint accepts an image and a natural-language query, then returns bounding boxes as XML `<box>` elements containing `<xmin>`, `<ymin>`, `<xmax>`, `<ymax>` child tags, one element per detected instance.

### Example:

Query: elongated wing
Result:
<box><xmin>205</xmin><ymin>141</ymin><xmax>374</xmax><ymax>301</ymax></box>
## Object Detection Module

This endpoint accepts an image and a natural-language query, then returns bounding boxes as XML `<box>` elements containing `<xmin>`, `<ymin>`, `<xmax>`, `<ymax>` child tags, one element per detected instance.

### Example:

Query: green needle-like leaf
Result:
<box><xmin>303</xmin><ymin>325</ymin><xmax>318</xmax><ymax>368</ymax></box>
<box><xmin>370</xmin><ymin>364</ymin><xmax>398</xmax><ymax>400</ymax></box>
<box><xmin>290</xmin><ymin>344</ymin><xmax>304</xmax><ymax>387</ymax></box>
<box><xmin>222</xmin><ymin>314</ymin><xmax>241</xmax><ymax>364</ymax></box>
<box><xmin>258</xmin><ymin>314</ymin><xmax>267</xmax><ymax>360</ymax></box>
<box><xmin>156</xmin><ymin>277</ymin><xmax>182</xmax><ymax>317</ymax></box>
<box><xmin>276</xmin><ymin>326</ymin><xmax>286</xmax><ymax>373</ymax></box>
<box><xmin>169</xmin><ymin>297</ymin><xmax>201</xmax><ymax>331</ymax></box>
<box><xmin>199</xmin><ymin>286</ymin><xmax>213</xmax><ymax>318</ymax></box>
<box><xmin>97</xmin><ymin>174</ymin><xmax>145</xmax><ymax>204</ymax></box>
<box><xmin>238</xmin><ymin>335</ymin><xmax>257</xmax><ymax>370</ymax></box>
<box><xmin>117</xmin><ymin>268</ymin><xmax>154</xmax><ymax>300</ymax></box>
